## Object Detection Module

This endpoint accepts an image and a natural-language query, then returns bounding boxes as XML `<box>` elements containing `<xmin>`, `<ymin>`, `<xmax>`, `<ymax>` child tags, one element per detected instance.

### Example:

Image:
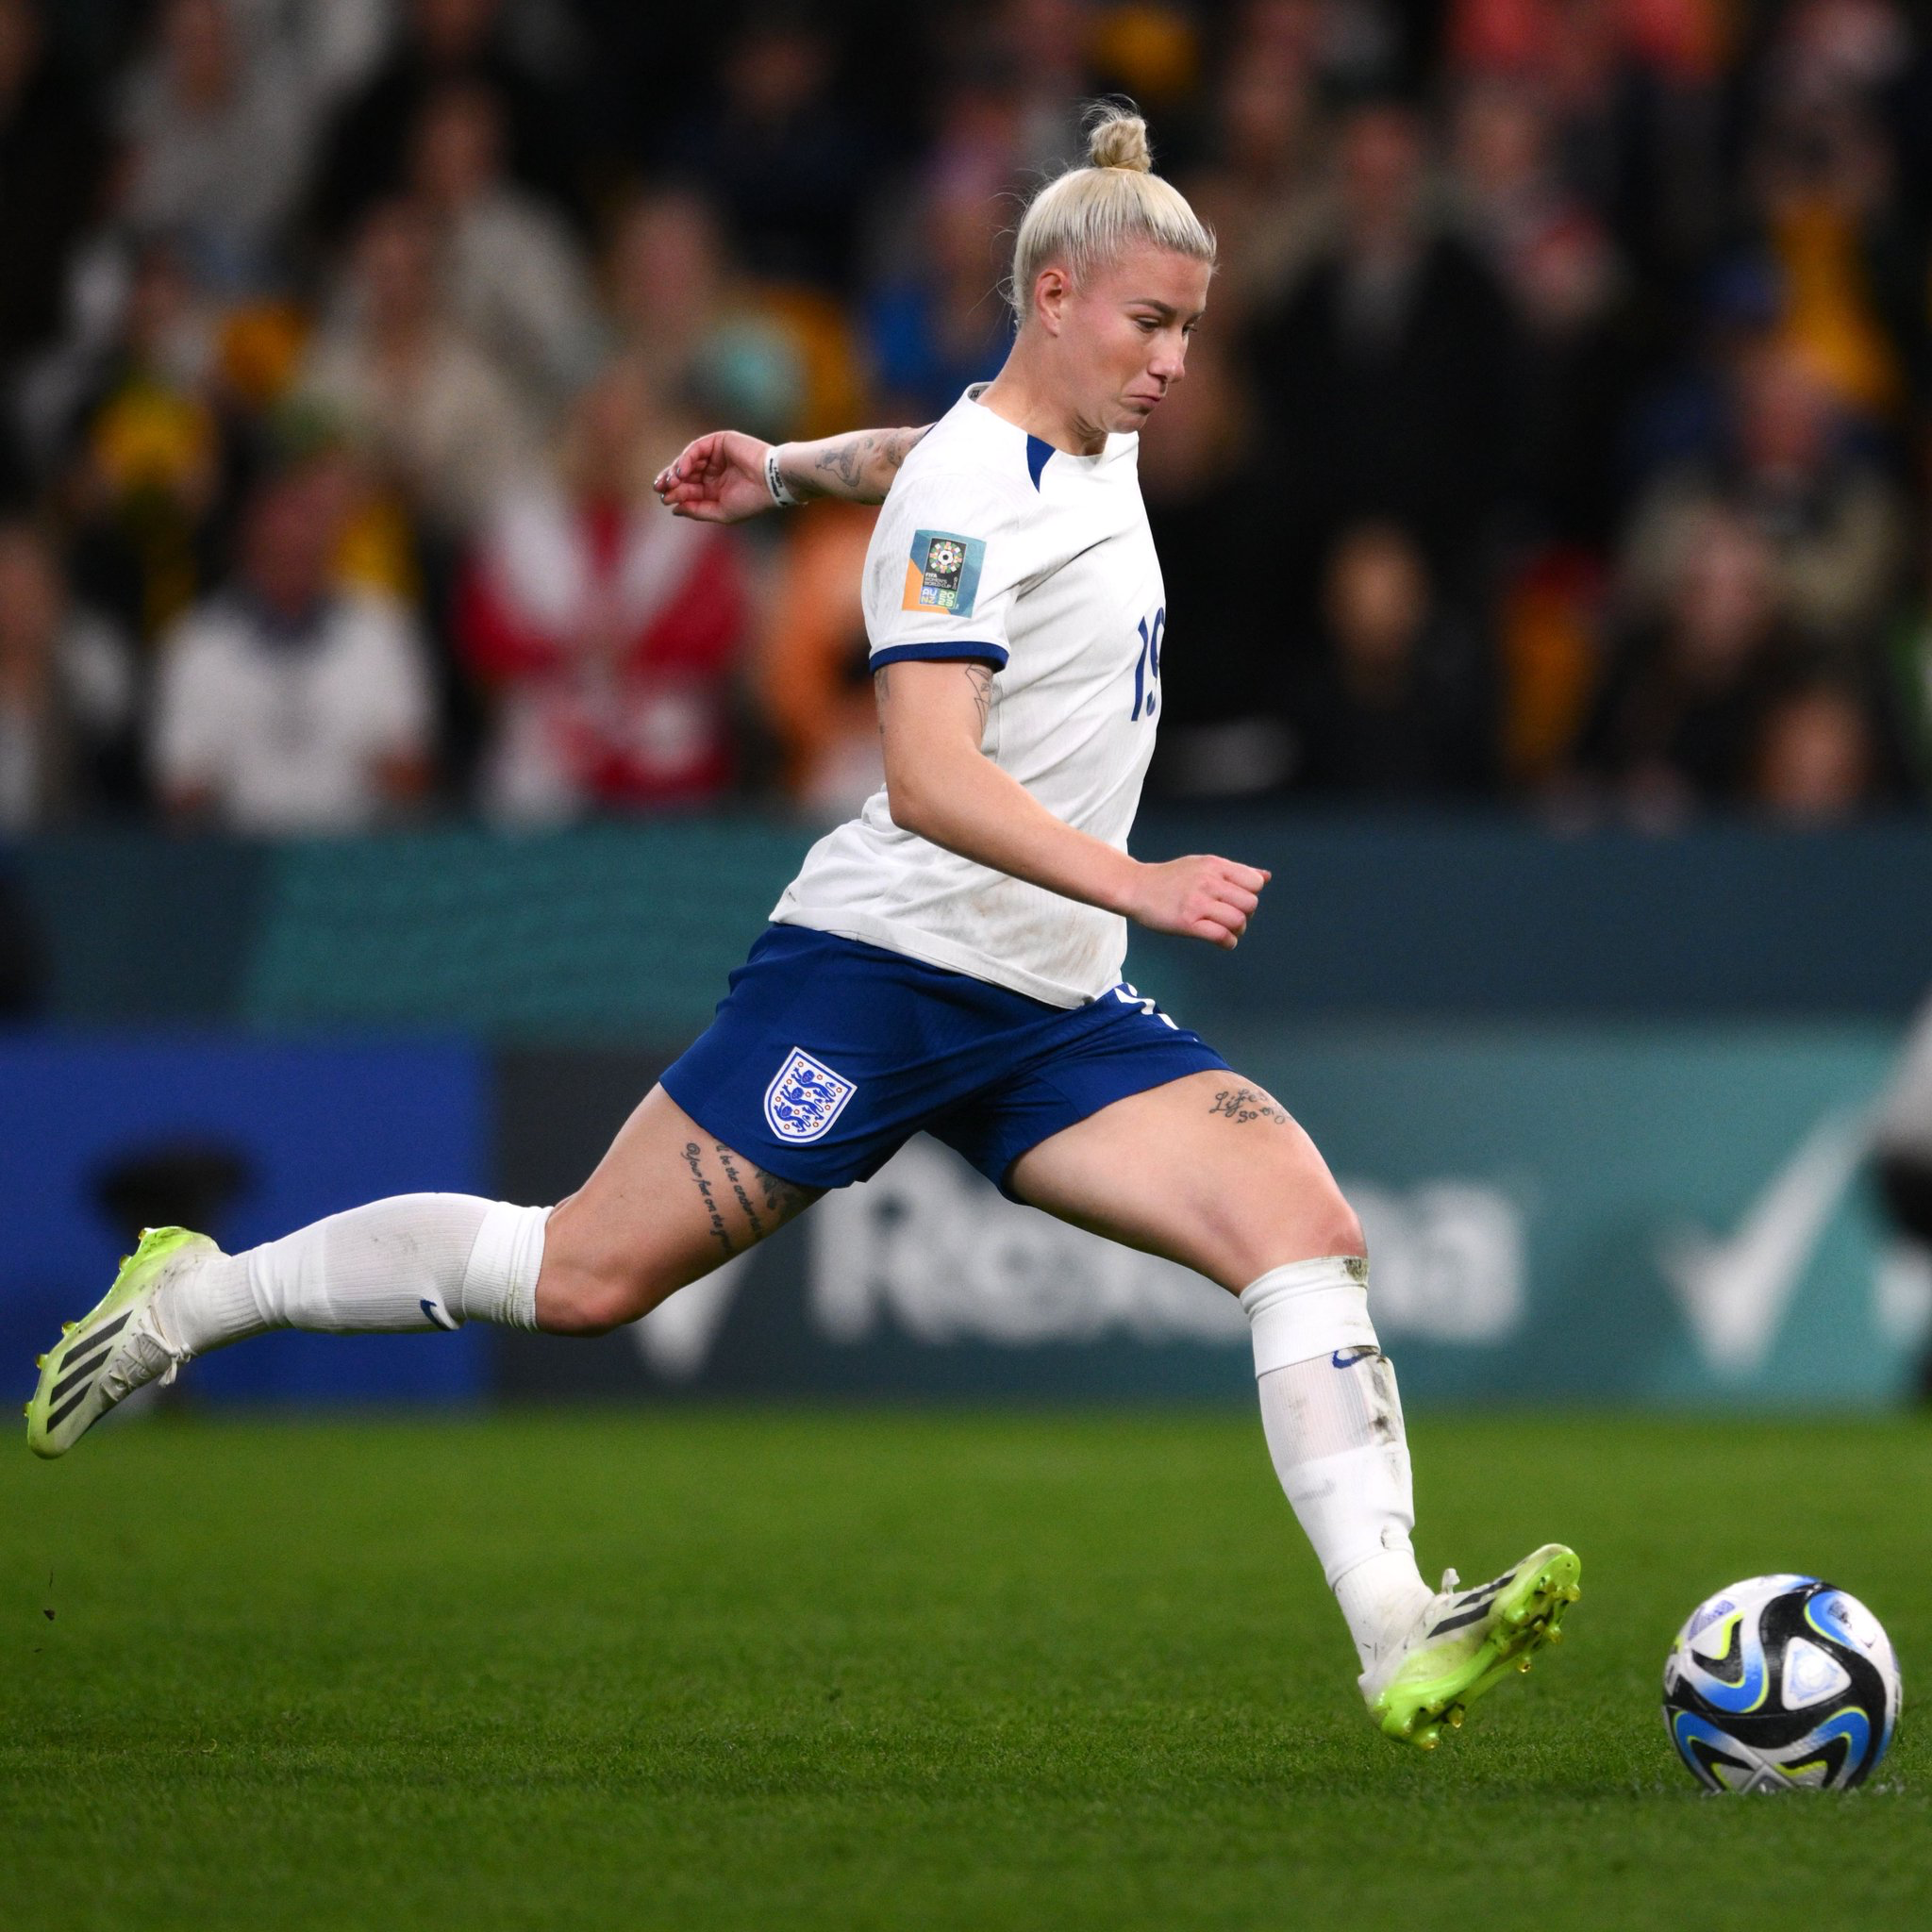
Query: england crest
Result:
<box><xmin>763</xmin><ymin>1047</ymin><xmax>858</xmax><ymax>1144</ymax></box>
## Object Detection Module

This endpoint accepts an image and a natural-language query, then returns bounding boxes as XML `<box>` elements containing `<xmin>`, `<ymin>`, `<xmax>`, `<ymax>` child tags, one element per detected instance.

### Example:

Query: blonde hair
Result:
<box><xmin>1008</xmin><ymin>102</ymin><xmax>1215</xmax><ymax>324</ymax></box>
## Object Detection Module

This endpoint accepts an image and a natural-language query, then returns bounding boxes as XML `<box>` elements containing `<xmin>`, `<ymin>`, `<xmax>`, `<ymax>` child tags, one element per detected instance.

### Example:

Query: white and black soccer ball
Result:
<box><xmin>1662</xmin><ymin>1574</ymin><xmax>1901</xmax><ymax>1792</ymax></box>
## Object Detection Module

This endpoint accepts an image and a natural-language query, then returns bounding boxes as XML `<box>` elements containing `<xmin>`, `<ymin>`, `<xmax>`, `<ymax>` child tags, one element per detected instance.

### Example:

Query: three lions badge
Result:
<box><xmin>763</xmin><ymin>1048</ymin><xmax>858</xmax><ymax>1144</ymax></box>
<box><xmin>902</xmin><ymin>529</ymin><xmax>986</xmax><ymax>616</ymax></box>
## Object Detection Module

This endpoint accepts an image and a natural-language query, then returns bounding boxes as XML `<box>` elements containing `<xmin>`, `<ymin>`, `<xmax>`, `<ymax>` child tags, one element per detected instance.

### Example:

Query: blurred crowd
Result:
<box><xmin>4</xmin><ymin>0</ymin><xmax>1932</xmax><ymax>839</ymax></box>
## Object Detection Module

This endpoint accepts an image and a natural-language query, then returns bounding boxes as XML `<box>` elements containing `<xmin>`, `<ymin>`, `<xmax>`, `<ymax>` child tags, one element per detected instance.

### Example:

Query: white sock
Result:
<box><xmin>1241</xmin><ymin>1257</ymin><xmax>1433</xmax><ymax>1671</ymax></box>
<box><xmin>161</xmin><ymin>1195</ymin><xmax>548</xmax><ymax>1354</ymax></box>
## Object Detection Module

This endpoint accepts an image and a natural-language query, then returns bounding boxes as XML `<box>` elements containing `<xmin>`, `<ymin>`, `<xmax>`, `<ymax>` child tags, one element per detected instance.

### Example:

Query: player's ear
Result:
<box><xmin>1033</xmin><ymin>266</ymin><xmax>1071</xmax><ymax>336</ymax></box>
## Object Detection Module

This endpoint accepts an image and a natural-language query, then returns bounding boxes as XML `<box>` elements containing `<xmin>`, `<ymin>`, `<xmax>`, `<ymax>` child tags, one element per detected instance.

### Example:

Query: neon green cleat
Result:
<box><xmin>1361</xmin><ymin>1542</ymin><xmax>1582</xmax><ymax>1751</ymax></box>
<box><xmin>25</xmin><ymin>1226</ymin><xmax>214</xmax><ymax>1460</ymax></box>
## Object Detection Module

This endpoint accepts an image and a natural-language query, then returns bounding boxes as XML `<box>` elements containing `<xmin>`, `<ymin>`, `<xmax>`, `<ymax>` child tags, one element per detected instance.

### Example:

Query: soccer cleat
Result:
<box><xmin>1361</xmin><ymin>1542</ymin><xmax>1582</xmax><ymax>1750</ymax></box>
<box><xmin>25</xmin><ymin>1226</ymin><xmax>214</xmax><ymax>1460</ymax></box>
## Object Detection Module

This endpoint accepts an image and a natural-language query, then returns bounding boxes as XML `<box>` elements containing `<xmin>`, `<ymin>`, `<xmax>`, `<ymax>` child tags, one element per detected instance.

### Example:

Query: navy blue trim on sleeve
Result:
<box><xmin>870</xmin><ymin>640</ymin><xmax>1009</xmax><ymax>671</ymax></box>
<box><xmin>1025</xmin><ymin>435</ymin><xmax>1053</xmax><ymax>491</ymax></box>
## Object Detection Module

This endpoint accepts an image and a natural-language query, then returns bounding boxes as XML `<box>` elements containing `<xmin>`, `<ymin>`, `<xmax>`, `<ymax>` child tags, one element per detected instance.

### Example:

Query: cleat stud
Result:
<box><xmin>61</xmin><ymin>1323</ymin><xmax>75</xmax><ymax>1335</ymax></box>
<box><xmin>1449</xmin><ymin>1707</ymin><xmax>1464</xmax><ymax>1729</ymax></box>
<box><xmin>1546</xmin><ymin>1627</ymin><xmax>1563</xmax><ymax>1645</ymax></box>
<box><xmin>34</xmin><ymin>1355</ymin><xmax>44</xmax><ymax>1369</ymax></box>
<box><xmin>1517</xmin><ymin>1657</ymin><xmax>1532</xmax><ymax>1674</ymax></box>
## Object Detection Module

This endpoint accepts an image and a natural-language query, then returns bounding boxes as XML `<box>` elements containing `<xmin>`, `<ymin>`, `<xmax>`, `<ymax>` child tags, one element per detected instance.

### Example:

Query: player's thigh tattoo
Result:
<box><xmin>679</xmin><ymin>1140</ymin><xmax>821</xmax><ymax>1259</ymax></box>
<box><xmin>1207</xmin><ymin>1085</ymin><xmax>1290</xmax><ymax>1126</ymax></box>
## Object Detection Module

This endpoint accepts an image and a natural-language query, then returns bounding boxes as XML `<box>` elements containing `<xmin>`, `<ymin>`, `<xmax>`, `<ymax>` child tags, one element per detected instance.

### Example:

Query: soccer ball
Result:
<box><xmin>1662</xmin><ymin>1574</ymin><xmax>1901</xmax><ymax>1791</ymax></box>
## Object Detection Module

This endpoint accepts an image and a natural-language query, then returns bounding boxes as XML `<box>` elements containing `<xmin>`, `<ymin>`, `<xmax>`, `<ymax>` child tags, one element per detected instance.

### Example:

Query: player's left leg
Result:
<box><xmin>26</xmin><ymin>1089</ymin><xmax>820</xmax><ymax>1458</ymax></box>
<box><xmin>1008</xmin><ymin>1069</ymin><xmax>1578</xmax><ymax>1748</ymax></box>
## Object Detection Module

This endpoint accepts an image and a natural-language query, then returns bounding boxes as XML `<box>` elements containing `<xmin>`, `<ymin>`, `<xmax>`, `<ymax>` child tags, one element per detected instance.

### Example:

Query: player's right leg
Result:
<box><xmin>1006</xmin><ymin>1065</ymin><xmax>1579</xmax><ymax>1749</ymax></box>
<box><xmin>25</xmin><ymin>1088</ymin><xmax>816</xmax><ymax>1458</ymax></box>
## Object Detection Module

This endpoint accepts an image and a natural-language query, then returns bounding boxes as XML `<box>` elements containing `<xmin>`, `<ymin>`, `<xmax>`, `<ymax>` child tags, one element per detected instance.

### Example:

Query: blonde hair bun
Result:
<box><xmin>1086</xmin><ymin>104</ymin><xmax>1153</xmax><ymax>173</ymax></box>
<box><xmin>1006</xmin><ymin>98</ymin><xmax>1214</xmax><ymax>322</ymax></box>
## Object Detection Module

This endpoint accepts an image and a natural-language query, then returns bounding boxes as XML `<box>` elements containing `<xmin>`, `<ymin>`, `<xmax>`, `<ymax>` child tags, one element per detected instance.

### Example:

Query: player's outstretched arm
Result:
<box><xmin>654</xmin><ymin>425</ymin><xmax>932</xmax><ymax>522</ymax></box>
<box><xmin>876</xmin><ymin>660</ymin><xmax>1269</xmax><ymax>949</ymax></box>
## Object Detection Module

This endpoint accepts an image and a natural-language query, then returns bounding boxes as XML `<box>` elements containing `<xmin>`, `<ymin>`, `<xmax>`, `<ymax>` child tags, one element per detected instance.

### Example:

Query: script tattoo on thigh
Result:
<box><xmin>1208</xmin><ymin>1086</ymin><xmax>1290</xmax><ymax>1126</ymax></box>
<box><xmin>713</xmin><ymin>1141</ymin><xmax>767</xmax><ymax>1243</ymax></box>
<box><xmin>681</xmin><ymin>1141</ymin><xmax>736</xmax><ymax>1259</ymax></box>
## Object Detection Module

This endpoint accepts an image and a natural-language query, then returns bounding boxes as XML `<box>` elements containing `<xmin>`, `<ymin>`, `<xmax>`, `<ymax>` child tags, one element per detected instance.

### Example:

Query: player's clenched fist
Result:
<box><xmin>653</xmin><ymin>431</ymin><xmax>774</xmax><ymax>524</ymax></box>
<box><xmin>1123</xmin><ymin>855</ymin><xmax>1270</xmax><ymax>948</ymax></box>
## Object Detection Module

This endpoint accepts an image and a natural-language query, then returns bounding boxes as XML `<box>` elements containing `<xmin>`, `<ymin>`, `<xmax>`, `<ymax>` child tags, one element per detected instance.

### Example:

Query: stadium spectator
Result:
<box><xmin>864</xmin><ymin>176</ymin><xmax>1012</xmax><ymax>425</ymax></box>
<box><xmin>664</xmin><ymin>10</ymin><xmax>867</xmax><ymax>291</ymax></box>
<box><xmin>1247</xmin><ymin>98</ymin><xmax>1524</xmax><ymax>616</ymax></box>
<box><xmin>0</xmin><ymin>0</ymin><xmax>110</xmax><ymax>371</ymax></box>
<box><xmin>455</xmin><ymin>358</ymin><xmax>751</xmax><ymax>820</ymax></box>
<box><xmin>115</xmin><ymin>0</ymin><xmax>311</xmax><ymax>293</ymax></box>
<box><xmin>0</xmin><ymin>519</ymin><xmax>139</xmax><ymax>829</ymax></box>
<box><xmin>1574</xmin><ymin>508</ymin><xmax>1806</xmax><ymax>822</ymax></box>
<box><xmin>1743</xmin><ymin>26</ymin><xmax>1920</xmax><ymax>424</ymax></box>
<box><xmin>1448</xmin><ymin>74</ymin><xmax>1632</xmax><ymax>546</ymax></box>
<box><xmin>1289</xmin><ymin>521</ymin><xmax>1498</xmax><ymax>800</ymax></box>
<box><xmin>993</xmin><ymin>0</ymin><xmax>1093</xmax><ymax>175</ymax></box>
<box><xmin>37</xmin><ymin>235</ymin><xmax>235</xmax><ymax>649</ymax></box>
<box><xmin>150</xmin><ymin>454</ymin><xmax>436</xmax><ymax>831</ymax></box>
<box><xmin>1751</xmin><ymin>675</ymin><xmax>1892</xmax><ymax>824</ymax></box>
<box><xmin>605</xmin><ymin>187</ymin><xmax>808</xmax><ymax>446</ymax></box>
<box><xmin>1619</xmin><ymin>337</ymin><xmax>1907</xmax><ymax>642</ymax></box>
<box><xmin>307</xmin><ymin>0</ymin><xmax>578</xmax><ymax>246</ymax></box>
<box><xmin>1178</xmin><ymin>33</ymin><xmax>1324</xmax><ymax>332</ymax></box>
<box><xmin>408</xmin><ymin>78</ymin><xmax>600</xmax><ymax>410</ymax></box>
<box><xmin>1138</xmin><ymin>337</ymin><xmax>1294</xmax><ymax>799</ymax></box>
<box><xmin>755</xmin><ymin>502</ymin><xmax>878</xmax><ymax>820</ymax></box>
<box><xmin>299</xmin><ymin>196</ymin><xmax>538</xmax><ymax>541</ymax></box>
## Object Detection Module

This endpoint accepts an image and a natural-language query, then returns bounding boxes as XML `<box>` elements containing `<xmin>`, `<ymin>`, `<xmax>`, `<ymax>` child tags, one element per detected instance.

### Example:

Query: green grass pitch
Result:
<box><xmin>2</xmin><ymin>1407</ymin><xmax>1927</xmax><ymax>1930</ymax></box>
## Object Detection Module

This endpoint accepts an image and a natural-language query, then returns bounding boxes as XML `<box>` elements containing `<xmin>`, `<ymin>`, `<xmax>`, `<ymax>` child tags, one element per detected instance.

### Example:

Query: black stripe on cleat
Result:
<box><xmin>46</xmin><ymin>1385</ymin><xmax>92</xmax><ymax>1433</ymax></box>
<box><xmin>76</xmin><ymin>1311</ymin><xmax>131</xmax><ymax>1350</ymax></box>
<box><xmin>50</xmin><ymin>1348</ymin><xmax>113</xmax><ymax>1406</ymax></box>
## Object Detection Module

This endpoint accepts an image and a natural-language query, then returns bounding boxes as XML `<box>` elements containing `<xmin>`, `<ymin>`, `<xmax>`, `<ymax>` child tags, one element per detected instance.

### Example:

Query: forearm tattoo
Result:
<box><xmin>804</xmin><ymin>425</ymin><xmax>931</xmax><ymax>501</ymax></box>
<box><xmin>682</xmin><ymin>1140</ymin><xmax>822</xmax><ymax>1260</ymax></box>
<box><xmin>1208</xmin><ymin>1087</ymin><xmax>1290</xmax><ymax>1126</ymax></box>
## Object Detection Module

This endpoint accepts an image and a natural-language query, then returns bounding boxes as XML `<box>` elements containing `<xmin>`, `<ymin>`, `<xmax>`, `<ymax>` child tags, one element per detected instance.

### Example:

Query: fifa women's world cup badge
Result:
<box><xmin>902</xmin><ymin>529</ymin><xmax>985</xmax><ymax>615</ymax></box>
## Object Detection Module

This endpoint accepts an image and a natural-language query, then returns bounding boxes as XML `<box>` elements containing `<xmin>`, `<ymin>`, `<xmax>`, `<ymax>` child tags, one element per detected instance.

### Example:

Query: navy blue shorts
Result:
<box><xmin>660</xmin><ymin>924</ymin><xmax>1228</xmax><ymax>1198</ymax></box>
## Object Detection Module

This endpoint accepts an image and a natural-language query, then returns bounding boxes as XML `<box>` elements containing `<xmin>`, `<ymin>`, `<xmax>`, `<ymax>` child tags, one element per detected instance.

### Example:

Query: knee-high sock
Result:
<box><xmin>158</xmin><ymin>1195</ymin><xmax>548</xmax><ymax>1354</ymax></box>
<box><xmin>1241</xmin><ymin>1257</ymin><xmax>1433</xmax><ymax>1670</ymax></box>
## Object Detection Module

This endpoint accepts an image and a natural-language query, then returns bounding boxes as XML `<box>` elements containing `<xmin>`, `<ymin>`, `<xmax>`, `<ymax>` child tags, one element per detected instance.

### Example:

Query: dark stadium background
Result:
<box><xmin>4</xmin><ymin>7</ymin><xmax>1932</xmax><ymax>1927</ymax></box>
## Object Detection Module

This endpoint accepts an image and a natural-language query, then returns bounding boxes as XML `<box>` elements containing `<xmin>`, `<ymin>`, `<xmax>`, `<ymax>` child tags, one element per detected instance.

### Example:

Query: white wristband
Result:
<box><xmin>764</xmin><ymin>445</ymin><xmax>800</xmax><ymax>508</ymax></box>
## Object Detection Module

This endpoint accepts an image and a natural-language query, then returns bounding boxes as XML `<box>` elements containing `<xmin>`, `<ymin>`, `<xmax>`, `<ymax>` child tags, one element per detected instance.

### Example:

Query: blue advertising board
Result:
<box><xmin>0</xmin><ymin>1035</ymin><xmax>488</xmax><ymax>1410</ymax></box>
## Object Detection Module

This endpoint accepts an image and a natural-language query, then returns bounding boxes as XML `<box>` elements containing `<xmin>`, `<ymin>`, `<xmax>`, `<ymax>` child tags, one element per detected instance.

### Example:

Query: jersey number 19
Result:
<box><xmin>1131</xmin><ymin>607</ymin><xmax>1165</xmax><ymax>722</ymax></box>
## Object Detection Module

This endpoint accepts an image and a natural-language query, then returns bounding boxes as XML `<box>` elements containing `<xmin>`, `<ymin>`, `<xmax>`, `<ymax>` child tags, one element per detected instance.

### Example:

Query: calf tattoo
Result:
<box><xmin>1208</xmin><ymin>1087</ymin><xmax>1290</xmax><ymax>1126</ymax></box>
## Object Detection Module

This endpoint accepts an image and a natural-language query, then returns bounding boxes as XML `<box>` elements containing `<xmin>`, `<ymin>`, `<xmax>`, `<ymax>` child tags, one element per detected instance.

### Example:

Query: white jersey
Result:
<box><xmin>772</xmin><ymin>385</ymin><xmax>1166</xmax><ymax>1007</ymax></box>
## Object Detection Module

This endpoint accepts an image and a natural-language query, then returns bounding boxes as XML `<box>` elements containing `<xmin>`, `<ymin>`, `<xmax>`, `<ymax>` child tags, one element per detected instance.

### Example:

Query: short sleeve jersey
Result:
<box><xmin>772</xmin><ymin>385</ymin><xmax>1166</xmax><ymax>1007</ymax></box>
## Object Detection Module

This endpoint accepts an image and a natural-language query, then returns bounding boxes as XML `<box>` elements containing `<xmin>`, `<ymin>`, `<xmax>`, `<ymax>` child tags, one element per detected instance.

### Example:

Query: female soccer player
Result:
<box><xmin>27</xmin><ymin>107</ymin><xmax>1576</xmax><ymax>1750</ymax></box>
